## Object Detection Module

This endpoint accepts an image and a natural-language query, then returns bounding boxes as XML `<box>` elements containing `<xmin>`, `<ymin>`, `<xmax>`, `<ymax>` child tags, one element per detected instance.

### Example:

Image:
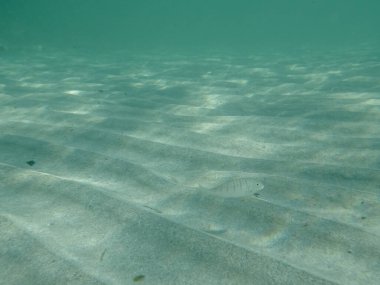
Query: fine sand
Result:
<box><xmin>0</xmin><ymin>47</ymin><xmax>380</xmax><ymax>285</ymax></box>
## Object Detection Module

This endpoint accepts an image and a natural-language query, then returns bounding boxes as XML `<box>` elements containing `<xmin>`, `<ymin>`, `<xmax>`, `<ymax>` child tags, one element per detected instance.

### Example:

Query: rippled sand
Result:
<box><xmin>0</xmin><ymin>47</ymin><xmax>379</xmax><ymax>284</ymax></box>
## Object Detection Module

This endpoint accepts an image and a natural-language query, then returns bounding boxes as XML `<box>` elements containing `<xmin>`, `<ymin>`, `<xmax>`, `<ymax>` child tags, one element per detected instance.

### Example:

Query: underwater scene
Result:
<box><xmin>0</xmin><ymin>1</ymin><xmax>379</xmax><ymax>284</ymax></box>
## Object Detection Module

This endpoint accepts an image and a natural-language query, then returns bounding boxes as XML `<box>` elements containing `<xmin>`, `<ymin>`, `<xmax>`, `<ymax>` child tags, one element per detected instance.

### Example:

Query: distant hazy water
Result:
<box><xmin>0</xmin><ymin>0</ymin><xmax>379</xmax><ymax>52</ymax></box>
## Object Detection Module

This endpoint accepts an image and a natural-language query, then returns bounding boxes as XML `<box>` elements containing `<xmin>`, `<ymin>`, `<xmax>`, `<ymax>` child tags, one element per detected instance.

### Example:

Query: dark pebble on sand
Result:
<box><xmin>26</xmin><ymin>160</ymin><xmax>35</xmax><ymax>166</ymax></box>
<box><xmin>133</xmin><ymin>275</ymin><xmax>145</xmax><ymax>282</ymax></box>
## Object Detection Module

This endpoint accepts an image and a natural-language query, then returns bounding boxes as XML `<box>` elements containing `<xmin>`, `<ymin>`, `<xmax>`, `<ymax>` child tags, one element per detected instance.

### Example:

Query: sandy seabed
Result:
<box><xmin>0</xmin><ymin>46</ymin><xmax>379</xmax><ymax>285</ymax></box>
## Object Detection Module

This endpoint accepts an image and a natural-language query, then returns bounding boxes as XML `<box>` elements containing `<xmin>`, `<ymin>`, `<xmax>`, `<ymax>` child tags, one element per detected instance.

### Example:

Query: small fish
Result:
<box><xmin>207</xmin><ymin>177</ymin><xmax>264</xmax><ymax>198</ymax></box>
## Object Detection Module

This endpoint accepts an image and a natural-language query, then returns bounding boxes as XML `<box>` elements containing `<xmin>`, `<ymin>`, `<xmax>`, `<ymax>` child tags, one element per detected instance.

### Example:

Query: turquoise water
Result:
<box><xmin>1</xmin><ymin>0</ymin><xmax>379</xmax><ymax>52</ymax></box>
<box><xmin>1</xmin><ymin>2</ymin><xmax>380</xmax><ymax>285</ymax></box>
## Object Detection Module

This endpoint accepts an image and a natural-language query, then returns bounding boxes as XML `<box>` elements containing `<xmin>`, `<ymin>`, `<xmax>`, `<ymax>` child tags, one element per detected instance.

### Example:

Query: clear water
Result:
<box><xmin>0</xmin><ymin>1</ymin><xmax>379</xmax><ymax>285</ymax></box>
<box><xmin>1</xmin><ymin>0</ymin><xmax>379</xmax><ymax>51</ymax></box>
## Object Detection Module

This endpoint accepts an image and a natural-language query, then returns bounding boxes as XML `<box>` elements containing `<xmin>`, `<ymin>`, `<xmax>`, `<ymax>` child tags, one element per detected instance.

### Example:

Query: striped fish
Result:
<box><xmin>207</xmin><ymin>177</ymin><xmax>264</xmax><ymax>198</ymax></box>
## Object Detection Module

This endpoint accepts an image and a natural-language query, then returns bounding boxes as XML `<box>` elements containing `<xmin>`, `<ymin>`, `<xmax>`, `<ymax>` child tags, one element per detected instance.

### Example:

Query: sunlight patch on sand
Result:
<box><xmin>64</xmin><ymin>90</ymin><xmax>83</xmax><ymax>96</ymax></box>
